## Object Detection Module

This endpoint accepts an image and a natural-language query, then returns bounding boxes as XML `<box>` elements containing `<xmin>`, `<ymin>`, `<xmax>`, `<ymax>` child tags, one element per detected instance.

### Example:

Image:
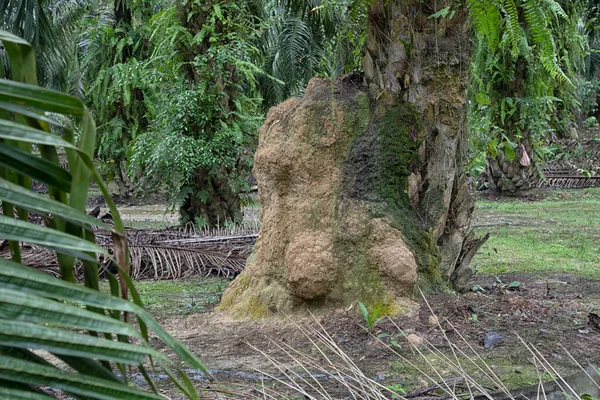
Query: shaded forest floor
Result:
<box><xmin>104</xmin><ymin>188</ymin><xmax>600</xmax><ymax>398</ymax></box>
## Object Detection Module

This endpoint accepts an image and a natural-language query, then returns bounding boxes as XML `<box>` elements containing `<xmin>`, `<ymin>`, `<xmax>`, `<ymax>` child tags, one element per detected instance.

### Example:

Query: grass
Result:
<box><xmin>102</xmin><ymin>187</ymin><xmax>600</xmax><ymax>320</ymax></box>
<box><xmin>101</xmin><ymin>277</ymin><xmax>230</xmax><ymax>315</ymax></box>
<box><xmin>472</xmin><ymin>187</ymin><xmax>600</xmax><ymax>279</ymax></box>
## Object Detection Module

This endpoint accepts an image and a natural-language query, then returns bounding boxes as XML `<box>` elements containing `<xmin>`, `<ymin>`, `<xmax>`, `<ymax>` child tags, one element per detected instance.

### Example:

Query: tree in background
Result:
<box><xmin>130</xmin><ymin>0</ymin><xmax>262</xmax><ymax>226</ymax></box>
<box><xmin>468</xmin><ymin>0</ymin><xmax>587</xmax><ymax>194</ymax></box>
<box><xmin>82</xmin><ymin>0</ymin><xmax>152</xmax><ymax>198</ymax></box>
<box><xmin>583</xmin><ymin>0</ymin><xmax>600</xmax><ymax>120</ymax></box>
<box><xmin>0</xmin><ymin>0</ymin><xmax>85</xmax><ymax>93</ymax></box>
<box><xmin>252</xmin><ymin>0</ymin><xmax>368</xmax><ymax>108</ymax></box>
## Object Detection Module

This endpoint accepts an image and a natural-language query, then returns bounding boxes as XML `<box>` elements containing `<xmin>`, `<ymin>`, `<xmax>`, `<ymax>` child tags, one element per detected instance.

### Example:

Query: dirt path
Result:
<box><xmin>154</xmin><ymin>273</ymin><xmax>600</xmax><ymax>395</ymax></box>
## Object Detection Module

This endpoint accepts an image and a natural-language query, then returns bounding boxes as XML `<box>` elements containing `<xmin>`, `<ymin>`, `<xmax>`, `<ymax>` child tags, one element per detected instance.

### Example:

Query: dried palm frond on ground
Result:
<box><xmin>541</xmin><ymin>163</ymin><xmax>600</xmax><ymax>188</ymax></box>
<box><xmin>1</xmin><ymin>224</ymin><xmax>258</xmax><ymax>280</ymax></box>
<box><xmin>540</xmin><ymin>140</ymin><xmax>600</xmax><ymax>189</ymax></box>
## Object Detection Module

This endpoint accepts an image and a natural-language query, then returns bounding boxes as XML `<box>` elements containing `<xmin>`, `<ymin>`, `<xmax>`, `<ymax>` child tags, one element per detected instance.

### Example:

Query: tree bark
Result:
<box><xmin>179</xmin><ymin>167</ymin><xmax>242</xmax><ymax>227</ymax></box>
<box><xmin>486</xmin><ymin>138</ymin><xmax>540</xmax><ymax>195</ymax></box>
<box><xmin>362</xmin><ymin>0</ymin><xmax>480</xmax><ymax>281</ymax></box>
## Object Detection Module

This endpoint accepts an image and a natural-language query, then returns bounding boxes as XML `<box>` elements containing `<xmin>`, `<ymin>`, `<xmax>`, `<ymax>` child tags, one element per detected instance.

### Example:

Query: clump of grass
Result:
<box><xmin>359</xmin><ymin>301</ymin><xmax>385</xmax><ymax>333</ymax></box>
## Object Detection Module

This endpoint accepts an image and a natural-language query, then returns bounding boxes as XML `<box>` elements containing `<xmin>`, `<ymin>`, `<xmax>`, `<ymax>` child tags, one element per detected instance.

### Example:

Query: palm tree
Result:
<box><xmin>0</xmin><ymin>0</ymin><xmax>86</xmax><ymax>92</ymax></box>
<box><xmin>253</xmin><ymin>0</ymin><xmax>366</xmax><ymax>108</ymax></box>
<box><xmin>469</xmin><ymin>0</ymin><xmax>584</xmax><ymax>194</ymax></box>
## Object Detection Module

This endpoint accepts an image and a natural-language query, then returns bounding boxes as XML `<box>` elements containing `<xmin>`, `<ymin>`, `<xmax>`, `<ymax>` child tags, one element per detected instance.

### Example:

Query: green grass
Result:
<box><xmin>101</xmin><ymin>277</ymin><xmax>230</xmax><ymax>316</ymax></box>
<box><xmin>472</xmin><ymin>187</ymin><xmax>600</xmax><ymax>279</ymax></box>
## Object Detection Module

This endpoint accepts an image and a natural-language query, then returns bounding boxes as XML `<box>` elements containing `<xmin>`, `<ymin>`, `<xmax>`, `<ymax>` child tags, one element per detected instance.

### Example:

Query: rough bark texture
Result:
<box><xmin>361</xmin><ymin>0</ymin><xmax>479</xmax><ymax>283</ymax></box>
<box><xmin>219</xmin><ymin>1</ymin><xmax>483</xmax><ymax>317</ymax></box>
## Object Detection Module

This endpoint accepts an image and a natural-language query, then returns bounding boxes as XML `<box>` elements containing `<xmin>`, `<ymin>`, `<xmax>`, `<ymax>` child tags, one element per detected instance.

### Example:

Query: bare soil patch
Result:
<box><xmin>153</xmin><ymin>273</ymin><xmax>600</xmax><ymax>395</ymax></box>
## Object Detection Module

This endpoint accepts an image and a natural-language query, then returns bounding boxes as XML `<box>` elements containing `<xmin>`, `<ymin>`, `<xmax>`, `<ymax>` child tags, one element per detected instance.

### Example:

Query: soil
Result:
<box><xmin>154</xmin><ymin>272</ymin><xmax>600</xmax><ymax>397</ymax></box>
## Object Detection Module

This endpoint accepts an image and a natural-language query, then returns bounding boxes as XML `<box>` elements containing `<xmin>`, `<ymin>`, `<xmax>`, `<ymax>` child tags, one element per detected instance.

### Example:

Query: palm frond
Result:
<box><xmin>3</xmin><ymin>225</ymin><xmax>259</xmax><ymax>280</ymax></box>
<box><xmin>0</xmin><ymin>29</ymin><xmax>206</xmax><ymax>398</ymax></box>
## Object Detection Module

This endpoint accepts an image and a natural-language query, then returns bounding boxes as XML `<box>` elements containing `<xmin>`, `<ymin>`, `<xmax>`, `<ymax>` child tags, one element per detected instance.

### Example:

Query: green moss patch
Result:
<box><xmin>101</xmin><ymin>277</ymin><xmax>229</xmax><ymax>316</ymax></box>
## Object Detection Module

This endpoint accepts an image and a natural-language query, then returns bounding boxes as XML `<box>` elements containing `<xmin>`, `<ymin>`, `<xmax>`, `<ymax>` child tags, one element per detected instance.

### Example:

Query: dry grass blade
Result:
<box><xmin>243</xmin><ymin>298</ymin><xmax>598</xmax><ymax>400</ymax></box>
<box><xmin>515</xmin><ymin>334</ymin><xmax>582</xmax><ymax>400</ymax></box>
<box><xmin>558</xmin><ymin>344</ymin><xmax>600</xmax><ymax>392</ymax></box>
<box><xmin>246</xmin><ymin>314</ymin><xmax>408</xmax><ymax>400</ymax></box>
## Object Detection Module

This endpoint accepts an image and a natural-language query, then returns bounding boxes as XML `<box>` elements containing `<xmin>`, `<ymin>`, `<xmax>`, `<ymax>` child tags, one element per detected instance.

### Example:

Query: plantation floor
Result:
<box><xmin>116</xmin><ymin>188</ymin><xmax>600</xmax><ymax>398</ymax></box>
<box><xmin>148</xmin><ymin>273</ymin><xmax>599</xmax><ymax>398</ymax></box>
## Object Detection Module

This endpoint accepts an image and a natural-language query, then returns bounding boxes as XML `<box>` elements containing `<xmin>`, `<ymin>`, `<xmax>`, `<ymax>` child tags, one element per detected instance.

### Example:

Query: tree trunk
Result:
<box><xmin>361</xmin><ymin>0</ymin><xmax>483</xmax><ymax>284</ymax></box>
<box><xmin>486</xmin><ymin>138</ymin><xmax>540</xmax><ymax>195</ymax></box>
<box><xmin>484</xmin><ymin>53</ymin><xmax>540</xmax><ymax>195</ymax></box>
<box><xmin>107</xmin><ymin>0</ymin><xmax>147</xmax><ymax>198</ymax></box>
<box><xmin>176</xmin><ymin>0</ymin><xmax>245</xmax><ymax>227</ymax></box>
<box><xmin>179</xmin><ymin>167</ymin><xmax>242</xmax><ymax>227</ymax></box>
<box><xmin>219</xmin><ymin>1</ymin><xmax>485</xmax><ymax>317</ymax></box>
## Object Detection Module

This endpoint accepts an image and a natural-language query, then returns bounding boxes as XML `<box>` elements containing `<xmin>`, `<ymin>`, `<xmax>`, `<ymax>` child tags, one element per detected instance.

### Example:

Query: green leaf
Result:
<box><xmin>0</xmin><ymin>258</ymin><xmax>209</xmax><ymax>375</ymax></box>
<box><xmin>0</xmin><ymin>387</ymin><xmax>55</xmax><ymax>400</ymax></box>
<box><xmin>475</xmin><ymin>92</ymin><xmax>491</xmax><ymax>106</ymax></box>
<box><xmin>0</xmin><ymin>355</ymin><xmax>164</xmax><ymax>400</ymax></box>
<box><xmin>0</xmin><ymin>214</ymin><xmax>105</xmax><ymax>256</ymax></box>
<box><xmin>0</xmin><ymin>320</ymin><xmax>164</xmax><ymax>364</ymax></box>
<box><xmin>0</xmin><ymin>30</ymin><xmax>31</xmax><ymax>46</ymax></box>
<box><xmin>508</xmin><ymin>281</ymin><xmax>521</xmax><ymax>288</ymax></box>
<box><xmin>0</xmin><ymin>287</ymin><xmax>139</xmax><ymax>337</ymax></box>
<box><xmin>0</xmin><ymin>119</ymin><xmax>79</xmax><ymax>150</ymax></box>
<box><xmin>359</xmin><ymin>301</ymin><xmax>369</xmax><ymax>321</ymax></box>
<box><xmin>0</xmin><ymin>143</ymin><xmax>72</xmax><ymax>192</ymax></box>
<box><xmin>504</xmin><ymin>146</ymin><xmax>516</xmax><ymax>162</ymax></box>
<box><xmin>0</xmin><ymin>257</ymin><xmax>135</xmax><ymax>311</ymax></box>
<box><xmin>0</xmin><ymin>179</ymin><xmax>107</xmax><ymax>229</ymax></box>
<box><xmin>488</xmin><ymin>140</ymin><xmax>498</xmax><ymax>158</ymax></box>
<box><xmin>429</xmin><ymin>6</ymin><xmax>450</xmax><ymax>19</ymax></box>
<box><xmin>0</xmin><ymin>79</ymin><xmax>84</xmax><ymax>117</ymax></box>
<box><xmin>0</xmin><ymin>101</ymin><xmax>66</xmax><ymax>128</ymax></box>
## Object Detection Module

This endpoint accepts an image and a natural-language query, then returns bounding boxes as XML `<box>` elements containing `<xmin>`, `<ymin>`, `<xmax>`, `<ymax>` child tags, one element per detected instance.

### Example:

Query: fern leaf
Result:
<box><xmin>502</xmin><ymin>0</ymin><xmax>521</xmax><ymax>58</ymax></box>
<box><xmin>522</xmin><ymin>0</ymin><xmax>571</xmax><ymax>85</ymax></box>
<box><xmin>541</xmin><ymin>0</ymin><xmax>568</xmax><ymax>20</ymax></box>
<box><xmin>467</xmin><ymin>0</ymin><xmax>502</xmax><ymax>52</ymax></box>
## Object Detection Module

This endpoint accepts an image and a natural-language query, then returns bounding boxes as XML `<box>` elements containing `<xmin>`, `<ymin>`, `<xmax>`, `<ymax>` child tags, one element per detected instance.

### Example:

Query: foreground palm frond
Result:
<box><xmin>0</xmin><ymin>30</ymin><xmax>207</xmax><ymax>398</ymax></box>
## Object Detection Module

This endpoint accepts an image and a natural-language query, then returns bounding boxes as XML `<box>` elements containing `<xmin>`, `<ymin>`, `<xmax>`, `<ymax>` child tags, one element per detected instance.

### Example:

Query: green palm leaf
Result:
<box><xmin>0</xmin><ymin>320</ymin><xmax>164</xmax><ymax>364</ymax></box>
<box><xmin>0</xmin><ymin>30</ymin><xmax>206</xmax><ymax>398</ymax></box>
<box><xmin>0</xmin><ymin>355</ymin><xmax>163</xmax><ymax>400</ymax></box>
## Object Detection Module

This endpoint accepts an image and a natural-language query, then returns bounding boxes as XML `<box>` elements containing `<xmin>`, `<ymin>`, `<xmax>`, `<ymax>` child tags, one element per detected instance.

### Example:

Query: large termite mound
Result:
<box><xmin>219</xmin><ymin>77</ymin><xmax>440</xmax><ymax>317</ymax></box>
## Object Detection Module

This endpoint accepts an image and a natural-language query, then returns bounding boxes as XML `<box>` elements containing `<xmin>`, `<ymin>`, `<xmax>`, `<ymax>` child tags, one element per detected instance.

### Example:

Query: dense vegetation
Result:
<box><xmin>2</xmin><ymin>0</ymin><xmax>599</xmax><ymax>224</ymax></box>
<box><xmin>468</xmin><ymin>0</ymin><xmax>600</xmax><ymax>192</ymax></box>
<box><xmin>0</xmin><ymin>30</ymin><xmax>206</xmax><ymax>398</ymax></box>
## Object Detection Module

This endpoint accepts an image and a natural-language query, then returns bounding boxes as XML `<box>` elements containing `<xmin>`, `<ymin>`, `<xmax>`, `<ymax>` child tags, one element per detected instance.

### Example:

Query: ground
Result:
<box><xmin>106</xmin><ymin>188</ymin><xmax>600</xmax><ymax>398</ymax></box>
